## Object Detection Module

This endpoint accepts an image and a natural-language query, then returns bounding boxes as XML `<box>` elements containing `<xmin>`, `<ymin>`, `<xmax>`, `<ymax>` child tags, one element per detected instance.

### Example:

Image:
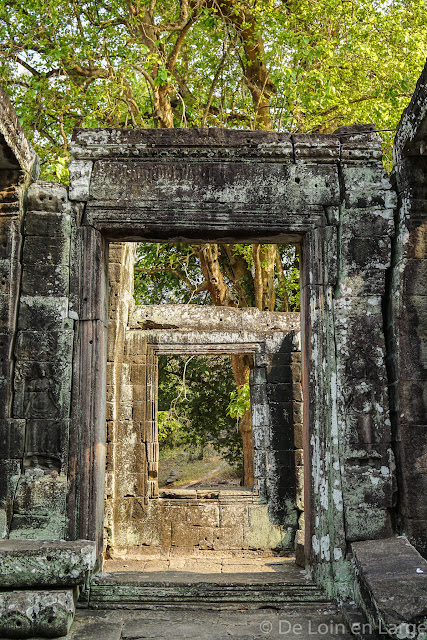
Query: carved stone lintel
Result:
<box><xmin>68</xmin><ymin>160</ymin><xmax>93</xmax><ymax>201</ymax></box>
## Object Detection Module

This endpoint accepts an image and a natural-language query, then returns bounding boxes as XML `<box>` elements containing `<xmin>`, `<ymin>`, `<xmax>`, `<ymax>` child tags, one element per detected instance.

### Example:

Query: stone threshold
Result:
<box><xmin>83</xmin><ymin>559</ymin><xmax>327</xmax><ymax>610</ymax></box>
<box><xmin>158</xmin><ymin>487</ymin><xmax>257</xmax><ymax>501</ymax></box>
<box><xmin>152</xmin><ymin>488</ymin><xmax>261</xmax><ymax>504</ymax></box>
<box><xmin>103</xmin><ymin>553</ymin><xmax>298</xmax><ymax>574</ymax></box>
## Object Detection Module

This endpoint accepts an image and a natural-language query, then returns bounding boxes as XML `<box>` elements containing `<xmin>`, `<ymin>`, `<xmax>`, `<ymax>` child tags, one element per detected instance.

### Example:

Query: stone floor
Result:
<box><xmin>66</xmin><ymin>606</ymin><xmax>353</xmax><ymax>640</ymax></box>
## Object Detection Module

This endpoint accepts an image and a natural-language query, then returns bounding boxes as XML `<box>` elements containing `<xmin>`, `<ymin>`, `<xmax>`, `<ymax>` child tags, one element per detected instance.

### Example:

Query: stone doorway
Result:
<box><xmin>104</xmin><ymin>254</ymin><xmax>304</xmax><ymax>565</ymax></box>
<box><xmin>3</xmin><ymin>83</ymin><xmax>427</xmax><ymax>637</ymax></box>
<box><xmin>66</xmin><ymin>125</ymin><xmax>396</xmax><ymax>600</ymax></box>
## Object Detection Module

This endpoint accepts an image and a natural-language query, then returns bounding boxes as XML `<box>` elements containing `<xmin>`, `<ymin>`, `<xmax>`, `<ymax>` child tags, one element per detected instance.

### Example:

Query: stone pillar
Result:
<box><xmin>302</xmin><ymin>231</ymin><xmax>347</xmax><ymax>593</ymax></box>
<box><xmin>104</xmin><ymin>242</ymin><xmax>144</xmax><ymax>551</ymax></box>
<box><xmin>250</xmin><ymin>363</ymin><xmax>270</xmax><ymax>504</ymax></box>
<box><xmin>391</xmin><ymin>159</ymin><xmax>427</xmax><ymax>555</ymax></box>
<box><xmin>299</xmin><ymin>126</ymin><xmax>397</xmax><ymax>597</ymax></box>
<box><xmin>252</xmin><ymin>332</ymin><xmax>301</xmax><ymax>542</ymax></box>
<box><xmin>10</xmin><ymin>182</ymin><xmax>73</xmax><ymax>540</ymax></box>
<box><xmin>0</xmin><ymin>172</ymin><xmax>24</xmax><ymax>539</ymax></box>
<box><xmin>145</xmin><ymin>346</ymin><xmax>159</xmax><ymax>499</ymax></box>
<box><xmin>109</xmin><ymin>329</ymin><xmax>150</xmax><ymax>552</ymax></box>
<box><xmin>67</xmin><ymin>224</ymin><xmax>108</xmax><ymax>550</ymax></box>
<box><xmin>335</xmin><ymin>127</ymin><xmax>396</xmax><ymax>546</ymax></box>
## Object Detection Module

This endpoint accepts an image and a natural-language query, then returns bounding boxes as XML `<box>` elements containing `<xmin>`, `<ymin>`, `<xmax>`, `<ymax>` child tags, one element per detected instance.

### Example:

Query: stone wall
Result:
<box><xmin>10</xmin><ymin>182</ymin><xmax>74</xmax><ymax>540</ymax></box>
<box><xmin>298</xmin><ymin>126</ymin><xmax>396</xmax><ymax>596</ymax></box>
<box><xmin>0</xmin><ymin>88</ymin><xmax>39</xmax><ymax>540</ymax></box>
<box><xmin>108</xmin><ymin>492</ymin><xmax>291</xmax><ymax>558</ymax></box>
<box><xmin>391</xmin><ymin>64</ymin><xmax>427</xmax><ymax>556</ymax></box>
<box><xmin>0</xmin><ymin>89</ymin><xmax>98</xmax><ymax>640</ymax></box>
<box><xmin>104</xmin><ymin>242</ymin><xmax>137</xmax><ymax>552</ymax></box>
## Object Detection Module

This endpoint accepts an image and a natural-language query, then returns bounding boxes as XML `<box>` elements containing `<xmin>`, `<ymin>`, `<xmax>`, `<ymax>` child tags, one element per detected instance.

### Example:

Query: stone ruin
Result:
<box><xmin>0</xmin><ymin>59</ymin><xmax>426</xmax><ymax>637</ymax></box>
<box><xmin>105</xmin><ymin>297</ymin><xmax>303</xmax><ymax>558</ymax></box>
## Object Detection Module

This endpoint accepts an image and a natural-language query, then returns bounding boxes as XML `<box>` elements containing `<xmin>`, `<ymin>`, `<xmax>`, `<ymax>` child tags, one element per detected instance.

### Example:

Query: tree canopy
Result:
<box><xmin>1</xmin><ymin>0</ymin><xmax>426</xmax><ymax>179</ymax></box>
<box><xmin>134</xmin><ymin>242</ymin><xmax>300</xmax><ymax>312</ymax></box>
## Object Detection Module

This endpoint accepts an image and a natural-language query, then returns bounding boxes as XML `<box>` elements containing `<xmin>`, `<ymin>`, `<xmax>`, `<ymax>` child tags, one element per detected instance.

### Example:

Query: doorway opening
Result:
<box><xmin>157</xmin><ymin>353</ymin><xmax>249</xmax><ymax>491</ymax></box>
<box><xmin>103</xmin><ymin>240</ymin><xmax>304</xmax><ymax>573</ymax></box>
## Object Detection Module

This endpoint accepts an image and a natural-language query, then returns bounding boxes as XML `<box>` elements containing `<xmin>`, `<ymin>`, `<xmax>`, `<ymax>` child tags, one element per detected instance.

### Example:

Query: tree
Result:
<box><xmin>158</xmin><ymin>354</ymin><xmax>244</xmax><ymax>472</ymax></box>
<box><xmin>1</xmin><ymin>0</ymin><xmax>426</xmax><ymax>484</ymax></box>
<box><xmin>1</xmin><ymin>0</ymin><xmax>426</xmax><ymax>175</ymax></box>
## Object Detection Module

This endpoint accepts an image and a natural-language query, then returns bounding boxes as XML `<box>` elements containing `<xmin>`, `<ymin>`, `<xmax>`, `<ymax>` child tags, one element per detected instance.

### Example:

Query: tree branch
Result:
<box><xmin>253</xmin><ymin>244</ymin><xmax>263</xmax><ymax>311</ymax></box>
<box><xmin>154</xmin><ymin>0</ymin><xmax>206</xmax><ymax>33</ymax></box>
<box><xmin>167</xmin><ymin>8</ymin><xmax>203</xmax><ymax>74</ymax></box>
<box><xmin>202</xmin><ymin>40</ymin><xmax>233</xmax><ymax>127</ymax></box>
<box><xmin>189</xmin><ymin>280</ymin><xmax>209</xmax><ymax>299</ymax></box>
<box><xmin>64</xmin><ymin>62</ymin><xmax>109</xmax><ymax>79</ymax></box>
<box><xmin>132</xmin><ymin>64</ymin><xmax>155</xmax><ymax>90</ymax></box>
<box><xmin>14</xmin><ymin>55</ymin><xmax>41</xmax><ymax>76</ymax></box>
<box><xmin>134</xmin><ymin>266</ymin><xmax>194</xmax><ymax>290</ymax></box>
<box><xmin>212</xmin><ymin>0</ymin><xmax>275</xmax><ymax>129</ymax></box>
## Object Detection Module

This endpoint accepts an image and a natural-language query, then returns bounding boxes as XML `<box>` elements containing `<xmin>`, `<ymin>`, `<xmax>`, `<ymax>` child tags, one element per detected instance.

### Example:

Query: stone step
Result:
<box><xmin>86</xmin><ymin>572</ymin><xmax>329</xmax><ymax>609</ymax></box>
<box><xmin>0</xmin><ymin>539</ymin><xmax>97</xmax><ymax>588</ymax></box>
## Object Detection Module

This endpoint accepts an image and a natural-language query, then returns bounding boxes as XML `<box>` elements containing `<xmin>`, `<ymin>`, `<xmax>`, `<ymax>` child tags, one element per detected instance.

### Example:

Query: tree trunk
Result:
<box><xmin>198</xmin><ymin>243</ymin><xmax>237</xmax><ymax>306</ymax></box>
<box><xmin>259</xmin><ymin>244</ymin><xmax>276</xmax><ymax>311</ymax></box>
<box><xmin>199</xmin><ymin>243</ymin><xmax>254</xmax><ymax>483</ymax></box>
<box><xmin>253</xmin><ymin>244</ymin><xmax>276</xmax><ymax>311</ymax></box>
<box><xmin>275</xmin><ymin>246</ymin><xmax>289</xmax><ymax>312</ymax></box>
<box><xmin>215</xmin><ymin>0</ymin><xmax>275</xmax><ymax>130</ymax></box>
<box><xmin>221</xmin><ymin>244</ymin><xmax>255</xmax><ymax>307</ymax></box>
<box><xmin>231</xmin><ymin>354</ymin><xmax>254</xmax><ymax>487</ymax></box>
<box><xmin>153</xmin><ymin>85</ymin><xmax>175</xmax><ymax>128</ymax></box>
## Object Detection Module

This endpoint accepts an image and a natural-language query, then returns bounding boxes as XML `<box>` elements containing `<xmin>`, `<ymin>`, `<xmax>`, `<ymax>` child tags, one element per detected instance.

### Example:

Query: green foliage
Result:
<box><xmin>1</xmin><ymin>0</ymin><xmax>426</xmax><ymax>176</ymax></box>
<box><xmin>227</xmin><ymin>383</ymin><xmax>250</xmax><ymax>420</ymax></box>
<box><xmin>135</xmin><ymin>241</ymin><xmax>301</xmax><ymax>312</ymax></box>
<box><xmin>134</xmin><ymin>243</ymin><xmax>209</xmax><ymax>305</ymax></box>
<box><xmin>280</xmin><ymin>266</ymin><xmax>300</xmax><ymax>311</ymax></box>
<box><xmin>157</xmin><ymin>410</ymin><xmax>181</xmax><ymax>444</ymax></box>
<box><xmin>232</xmin><ymin>244</ymin><xmax>254</xmax><ymax>269</ymax></box>
<box><xmin>277</xmin><ymin>244</ymin><xmax>300</xmax><ymax>312</ymax></box>
<box><xmin>158</xmin><ymin>355</ymin><xmax>243</xmax><ymax>469</ymax></box>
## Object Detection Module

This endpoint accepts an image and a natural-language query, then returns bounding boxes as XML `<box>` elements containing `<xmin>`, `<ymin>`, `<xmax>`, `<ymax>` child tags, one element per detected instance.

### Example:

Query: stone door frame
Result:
<box><xmin>67</xmin><ymin>233</ymin><xmax>310</xmax><ymax>546</ymax></box>
<box><xmin>136</xmin><ymin>329</ymin><xmax>297</xmax><ymax>503</ymax></box>
<box><xmin>67</xmin><ymin>127</ymin><xmax>396</xmax><ymax>595</ymax></box>
<box><xmin>148</xmin><ymin>341</ymin><xmax>260</xmax><ymax>497</ymax></box>
<box><xmin>68</xmin><ymin>235</ymin><xmax>307</xmax><ymax>555</ymax></box>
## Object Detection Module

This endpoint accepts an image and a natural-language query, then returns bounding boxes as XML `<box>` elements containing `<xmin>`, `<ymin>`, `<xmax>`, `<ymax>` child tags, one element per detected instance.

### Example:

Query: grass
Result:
<box><xmin>158</xmin><ymin>445</ymin><xmax>241</xmax><ymax>488</ymax></box>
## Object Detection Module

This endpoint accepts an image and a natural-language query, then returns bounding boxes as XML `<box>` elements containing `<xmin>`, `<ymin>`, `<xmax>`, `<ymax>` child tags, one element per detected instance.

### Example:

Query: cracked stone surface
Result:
<box><xmin>0</xmin><ymin>539</ymin><xmax>96</xmax><ymax>587</ymax></box>
<box><xmin>3</xmin><ymin>607</ymin><xmax>352</xmax><ymax>640</ymax></box>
